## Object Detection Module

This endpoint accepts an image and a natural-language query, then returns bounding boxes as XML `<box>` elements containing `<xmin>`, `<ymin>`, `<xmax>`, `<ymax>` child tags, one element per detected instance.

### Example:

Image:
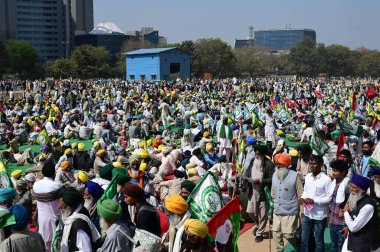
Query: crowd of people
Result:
<box><xmin>0</xmin><ymin>77</ymin><xmax>379</xmax><ymax>252</ymax></box>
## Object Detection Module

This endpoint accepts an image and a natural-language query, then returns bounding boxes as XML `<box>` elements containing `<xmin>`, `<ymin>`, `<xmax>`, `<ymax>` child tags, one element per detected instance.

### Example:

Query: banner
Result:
<box><xmin>338</xmin><ymin>118</ymin><xmax>363</xmax><ymax>137</ymax></box>
<box><xmin>187</xmin><ymin>172</ymin><xmax>224</xmax><ymax>223</ymax></box>
<box><xmin>36</xmin><ymin>128</ymin><xmax>50</xmax><ymax>145</ymax></box>
<box><xmin>311</xmin><ymin>127</ymin><xmax>330</xmax><ymax>156</ymax></box>
<box><xmin>234</xmin><ymin>107</ymin><xmax>243</xmax><ymax>121</ymax></box>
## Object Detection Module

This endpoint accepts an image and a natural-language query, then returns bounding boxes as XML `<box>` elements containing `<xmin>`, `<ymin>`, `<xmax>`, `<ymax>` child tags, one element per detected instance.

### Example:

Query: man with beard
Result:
<box><xmin>181</xmin><ymin>219</ymin><xmax>214</xmax><ymax>252</ymax></box>
<box><xmin>14</xmin><ymin>180</ymin><xmax>32</xmax><ymax>211</ymax></box>
<box><xmin>369</xmin><ymin>166</ymin><xmax>380</xmax><ymax>204</ymax></box>
<box><xmin>0</xmin><ymin>188</ymin><xmax>17</xmax><ymax>243</ymax></box>
<box><xmin>128</xmin><ymin>154</ymin><xmax>153</xmax><ymax>194</ymax></box>
<box><xmin>96</xmin><ymin>199</ymin><xmax>132</xmax><ymax>251</ymax></box>
<box><xmin>342</xmin><ymin>174</ymin><xmax>380</xmax><ymax>252</ymax></box>
<box><xmin>272</xmin><ymin>153</ymin><xmax>303</xmax><ymax>252</ymax></box>
<box><xmin>59</xmin><ymin>187</ymin><xmax>100</xmax><ymax>252</ymax></box>
<box><xmin>296</xmin><ymin>144</ymin><xmax>312</xmax><ymax>182</ymax></box>
<box><xmin>32</xmin><ymin>162</ymin><xmax>62</xmax><ymax>251</ymax></box>
<box><xmin>160</xmin><ymin>194</ymin><xmax>191</xmax><ymax>252</ymax></box>
<box><xmin>356</xmin><ymin>141</ymin><xmax>373</xmax><ymax>178</ymax></box>
<box><xmin>328</xmin><ymin>160</ymin><xmax>350</xmax><ymax>252</ymax></box>
<box><xmin>84</xmin><ymin>181</ymin><xmax>104</xmax><ymax>232</ymax></box>
<box><xmin>245</xmin><ymin>144</ymin><xmax>274</xmax><ymax>243</ymax></box>
<box><xmin>179</xmin><ymin>180</ymin><xmax>196</xmax><ymax>201</ymax></box>
<box><xmin>242</xmin><ymin>136</ymin><xmax>257</xmax><ymax>176</ymax></box>
<box><xmin>112</xmin><ymin>168</ymin><xmax>132</xmax><ymax>224</ymax></box>
<box><xmin>300</xmin><ymin>154</ymin><xmax>332</xmax><ymax>252</ymax></box>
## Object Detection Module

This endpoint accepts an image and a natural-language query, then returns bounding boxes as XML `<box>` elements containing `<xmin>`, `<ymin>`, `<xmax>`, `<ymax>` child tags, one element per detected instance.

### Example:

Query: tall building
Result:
<box><xmin>234</xmin><ymin>26</ymin><xmax>255</xmax><ymax>49</ymax></box>
<box><xmin>254</xmin><ymin>29</ymin><xmax>316</xmax><ymax>51</ymax></box>
<box><xmin>71</xmin><ymin>0</ymin><xmax>93</xmax><ymax>35</ymax></box>
<box><xmin>0</xmin><ymin>0</ymin><xmax>94</xmax><ymax>62</ymax></box>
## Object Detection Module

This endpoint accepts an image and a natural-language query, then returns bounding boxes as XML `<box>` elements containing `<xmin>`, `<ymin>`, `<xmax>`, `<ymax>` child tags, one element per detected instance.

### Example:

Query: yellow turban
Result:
<box><xmin>77</xmin><ymin>171</ymin><xmax>88</xmax><ymax>182</ymax></box>
<box><xmin>187</xmin><ymin>168</ymin><xmax>198</xmax><ymax>176</ymax></box>
<box><xmin>184</xmin><ymin>219</ymin><xmax>208</xmax><ymax>238</ymax></box>
<box><xmin>205</xmin><ymin>143</ymin><xmax>213</xmax><ymax>152</ymax></box>
<box><xmin>139</xmin><ymin>150</ymin><xmax>149</xmax><ymax>159</ymax></box>
<box><xmin>158</xmin><ymin>145</ymin><xmax>163</xmax><ymax>152</ymax></box>
<box><xmin>146</xmin><ymin>139</ymin><xmax>152</xmax><ymax>146</ymax></box>
<box><xmin>203</xmin><ymin>131</ymin><xmax>210</xmax><ymax>138</ymax></box>
<box><xmin>11</xmin><ymin>170</ymin><xmax>22</xmax><ymax>179</ymax></box>
<box><xmin>64</xmin><ymin>148</ymin><xmax>72</xmax><ymax>155</ymax></box>
<box><xmin>289</xmin><ymin>149</ymin><xmax>299</xmax><ymax>157</ymax></box>
<box><xmin>93</xmin><ymin>141</ymin><xmax>100</xmax><ymax>149</ymax></box>
<box><xmin>139</xmin><ymin>163</ymin><xmax>147</xmax><ymax>171</ymax></box>
<box><xmin>138</xmin><ymin>141</ymin><xmax>146</xmax><ymax>149</ymax></box>
<box><xmin>78</xmin><ymin>143</ymin><xmax>85</xmax><ymax>152</ymax></box>
<box><xmin>165</xmin><ymin>194</ymin><xmax>188</xmax><ymax>215</ymax></box>
<box><xmin>71</xmin><ymin>143</ymin><xmax>78</xmax><ymax>149</ymax></box>
<box><xmin>113</xmin><ymin>162</ymin><xmax>123</xmax><ymax>168</ymax></box>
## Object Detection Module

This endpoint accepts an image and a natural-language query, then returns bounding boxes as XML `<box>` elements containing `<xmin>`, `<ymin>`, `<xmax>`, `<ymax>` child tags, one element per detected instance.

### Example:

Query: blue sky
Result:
<box><xmin>94</xmin><ymin>0</ymin><xmax>380</xmax><ymax>50</ymax></box>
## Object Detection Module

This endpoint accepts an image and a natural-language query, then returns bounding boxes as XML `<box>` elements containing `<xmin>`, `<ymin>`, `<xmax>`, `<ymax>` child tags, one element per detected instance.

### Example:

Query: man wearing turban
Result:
<box><xmin>272</xmin><ymin>153</ymin><xmax>303</xmax><ymax>252</ymax></box>
<box><xmin>55</xmin><ymin>160</ymin><xmax>75</xmax><ymax>186</ymax></box>
<box><xmin>84</xmin><ymin>181</ymin><xmax>104</xmax><ymax>232</ymax></box>
<box><xmin>0</xmin><ymin>204</ymin><xmax>45</xmax><ymax>251</ymax></box>
<box><xmin>342</xmin><ymin>174</ymin><xmax>380</xmax><ymax>252</ymax></box>
<box><xmin>163</xmin><ymin>194</ymin><xmax>191</xmax><ymax>252</ymax></box>
<box><xmin>59</xmin><ymin>187</ymin><xmax>100</xmax><ymax>252</ymax></box>
<box><xmin>180</xmin><ymin>180</ymin><xmax>196</xmax><ymax>201</ymax></box>
<box><xmin>217</xmin><ymin>116</ymin><xmax>233</xmax><ymax>162</ymax></box>
<box><xmin>245</xmin><ymin>144</ymin><xmax>274</xmax><ymax>243</ymax></box>
<box><xmin>0</xmin><ymin>188</ymin><xmax>17</xmax><ymax>243</ymax></box>
<box><xmin>93</xmin><ymin>149</ymin><xmax>110</xmax><ymax>175</ymax></box>
<box><xmin>96</xmin><ymin>199</ymin><xmax>132</xmax><ymax>251</ymax></box>
<box><xmin>182</xmin><ymin>219</ymin><xmax>214</xmax><ymax>251</ymax></box>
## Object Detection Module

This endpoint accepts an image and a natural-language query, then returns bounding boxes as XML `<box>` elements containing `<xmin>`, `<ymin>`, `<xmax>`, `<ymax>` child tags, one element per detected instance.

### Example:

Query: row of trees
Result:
<box><xmin>1</xmin><ymin>38</ymin><xmax>380</xmax><ymax>79</ymax></box>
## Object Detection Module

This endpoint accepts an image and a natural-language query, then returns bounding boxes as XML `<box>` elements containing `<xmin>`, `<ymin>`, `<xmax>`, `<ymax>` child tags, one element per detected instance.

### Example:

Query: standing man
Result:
<box><xmin>245</xmin><ymin>144</ymin><xmax>274</xmax><ymax>243</ymax></box>
<box><xmin>342</xmin><ymin>174</ymin><xmax>380</xmax><ymax>252</ymax></box>
<box><xmin>329</xmin><ymin>160</ymin><xmax>350</xmax><ymax>252</ymax></box>
<box><xmin>300</xmin><ymin>154</ymin><xmax>332</xmax><ymax>252</ymax></box>
<box><xmin>218</xmin><ymin>116</ymin><xmax>233</xmax><ymax>162</ymax></box>
<box><xmin>272</xmin><ymin>153</ymin><xmax>303</xmax><ymax>252</ymax></box>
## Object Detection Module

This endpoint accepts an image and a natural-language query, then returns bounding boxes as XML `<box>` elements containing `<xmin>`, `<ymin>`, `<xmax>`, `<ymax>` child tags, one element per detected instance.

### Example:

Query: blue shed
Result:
<box><xmin>125</xmin><ymin>48</ymin><xmax>190</xmax><ymax>81</ymax></box>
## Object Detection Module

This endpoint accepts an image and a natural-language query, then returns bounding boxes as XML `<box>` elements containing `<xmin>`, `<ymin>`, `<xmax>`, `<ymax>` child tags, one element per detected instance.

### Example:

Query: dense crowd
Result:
<box><xmin>0</xmin><ymin>77</ymin><xmax>379</xmax><ymax>252</ymax></box>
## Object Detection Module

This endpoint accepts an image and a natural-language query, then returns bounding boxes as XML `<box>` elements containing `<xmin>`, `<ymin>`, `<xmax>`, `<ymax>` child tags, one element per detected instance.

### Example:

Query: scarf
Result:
<box><xmin>128</xmin><ymin>170</ymin><xmax>145</xmax><ymax>188</ymax></box>
<box><xmin>219</xmin><ymin>124</ymin><xmax>233</xmax><ymax>139</ymax></box>
<box><xmin>32</xmin><ymin>189</ymin><xmax>61</xmax><ymax>202</ymax></box>
<box><xmin>61</xmin><ymin>212</ymin><xmax>100</xmax><ymax>252</ymax></box>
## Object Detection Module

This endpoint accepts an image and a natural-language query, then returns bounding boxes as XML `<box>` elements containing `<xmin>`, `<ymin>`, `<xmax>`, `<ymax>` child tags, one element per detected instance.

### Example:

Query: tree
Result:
<box><xmin>4</xmin><ymin>40</ymin><xmax>40</xmax><ymax>78</ymax></box>
<box><xmin>194</xmin><ymin>38</ymin><xmax>236</xmax><ymax>77</ymax></box>
<box><xmin>357</xmin><ymin>51</ymin><xmax>380</xmax><ymax>77</ymax></box>
<box><xmin>45</xmin><ymin>58</ymin><xmax>76</xmax><ymax>79</ymax></box>
<box><xmin>71</xmin><ymin>45</ymin><xmax>112</xmax><ymax>79</ymax></box>
<box><xmin>325</xmin><ymin>44</ymin><xmax>355</xmax><ymax>76</ymax></box>
<box><xmin>0</xmin><ymin>42</ymin><xmax>6</xmax><ymax>78</ymax></box>
<box><xmin>289</xmin><ymin>38</ymin><xmax>321</xmax><ymax>76</ymax></box>
<box><xmin>234</xmin><ymin>46</ymin><xmax>264</xmax><ymax>76</ymax></box>
<box><xmin>178</xmin><ymin>40</ymin><xmax>198</xmax><ymax>76</ymax></box>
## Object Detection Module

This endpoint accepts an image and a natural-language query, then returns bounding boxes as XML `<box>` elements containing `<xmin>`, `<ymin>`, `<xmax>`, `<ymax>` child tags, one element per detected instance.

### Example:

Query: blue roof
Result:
<box><xmin>125</xmin><ymin>47</ymin><xmax>177</xmax><ymax>55</ymax></box>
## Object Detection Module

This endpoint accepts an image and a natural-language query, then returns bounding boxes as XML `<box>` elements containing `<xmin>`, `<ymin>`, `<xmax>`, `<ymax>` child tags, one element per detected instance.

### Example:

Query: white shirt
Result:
<box><xmin>301</xmin><ymin>172</ymin><xmax>332</xmax><ymax>220</ymax></box>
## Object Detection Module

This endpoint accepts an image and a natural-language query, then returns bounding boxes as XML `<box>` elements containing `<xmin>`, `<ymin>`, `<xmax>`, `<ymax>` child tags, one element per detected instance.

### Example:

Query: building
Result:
<box><xmin>75</xmin><ymin>22</ymin><xmax>133</xmax><ymax>63</ymax></box>
<box><xmin>234</xmin><ymin>25</ymin><xmax>255</xmax><ymax>49</ymax></box>
<box><xmin>126</xmin><ymin>27</ymin><xmax>167</xmax><ymax>46</ymax></box>
<box><xmin>254</xmin><ymin>29</ymin><xmax>316</xmax><ymax>51</ymax></box>
<box><xmin>125</xmin><ymin>48</ymin><xmax>190</xmax><ymax>81</ymax></box>
<box><xmin>71</xmin><ymin>0</ymin><xmax>94</xmax><ymax>35</ymax></box>
<box><xmin>0</xmin><ymin>0</ymin><xmax>94</xmax><ymax>61</ymax></box>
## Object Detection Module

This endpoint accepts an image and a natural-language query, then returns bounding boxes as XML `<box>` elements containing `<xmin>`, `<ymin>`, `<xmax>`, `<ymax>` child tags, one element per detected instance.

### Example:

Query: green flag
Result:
<box><xmin>311</xmin><ymin>127</ymin><xmax>330</xmax><ymax>156</ymax></box>
<box><xmin>36</xmin><ymin>128</ymin><xmax>50</xmax><ymax>145</ymax></box>
<box><xmin>99</xmin><ymin>173</ymin><xmax>119</xmax><ymax>201</ymax></box>
<box><xmin>338</xmin><ymin>118</ymin><xmax>363</xmax><ymax>137</ymax></box>
<box><xmin>187</xmin><ymin>172</ymin><xmax>224</xmax><ymax>223</ymax></box>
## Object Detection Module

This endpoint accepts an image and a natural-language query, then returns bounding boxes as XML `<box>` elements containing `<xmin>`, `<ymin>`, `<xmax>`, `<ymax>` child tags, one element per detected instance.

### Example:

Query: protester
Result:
<box><xmin>182</xmin><ymin>219</ymin><xmax>214</xmax><ymax>251</ymax></box>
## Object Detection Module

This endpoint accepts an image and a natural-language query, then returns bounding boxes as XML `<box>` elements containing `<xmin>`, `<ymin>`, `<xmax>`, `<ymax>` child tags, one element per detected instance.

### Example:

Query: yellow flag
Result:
<box><xmin>37</xmin><ymin>129</ymin><xmax>50</xmax><ymax>145</ymax></box>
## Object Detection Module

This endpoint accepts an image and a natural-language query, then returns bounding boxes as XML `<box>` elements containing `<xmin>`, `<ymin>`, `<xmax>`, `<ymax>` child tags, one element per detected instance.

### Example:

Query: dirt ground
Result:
<box><xmin>238</xmin><ymin>225</ymin><xmax>275</xmax><ymax>252</ymax></box>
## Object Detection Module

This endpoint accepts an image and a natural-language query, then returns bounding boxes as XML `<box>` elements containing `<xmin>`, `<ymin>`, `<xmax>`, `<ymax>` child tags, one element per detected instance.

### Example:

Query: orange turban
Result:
<box><xmin>97</xmin><ymin>149</ymin><xmax>106</xmax><ymax>158</ymax></box>
<box><xmin>61</xmin><ymin>161</ymin><xmax>71</xmax><ymax>170</ymax></box>
<box><xmin>274</xmin><ymin>153</ymin><xmax>291</xmax><ymax>167</ymax></box>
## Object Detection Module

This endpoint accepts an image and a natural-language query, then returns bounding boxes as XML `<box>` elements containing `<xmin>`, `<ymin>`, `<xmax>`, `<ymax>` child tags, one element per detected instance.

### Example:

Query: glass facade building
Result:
<box><xmin>254</xmin><ymin>29</ymin><xmax>316</xmax><ymax>51</ymax></box>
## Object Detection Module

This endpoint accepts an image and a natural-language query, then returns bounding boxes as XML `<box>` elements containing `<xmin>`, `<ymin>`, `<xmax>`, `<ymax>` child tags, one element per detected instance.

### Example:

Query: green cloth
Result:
<box><xmin>16</xmin><ymin>180</ymin><xmax>27</xmax><ymax>189</ymax></box>
<box><xmin>181</xmin><ymin>180</ymin><xmax>196</xmax><ymax>192</ymax></box>
<box><xmin>219</xmin><ymin>124</ymin><xmax>233</xmax><ymax>140</ymax></box>
<box><xmin>0</xmin><ymin>188</ymin><xmax>16</xmax><ymax>203</ymax></box>
<box><xmin>0</xmin><ymin>209</ymin><xmax>15</xmax><ymax>229</ymax></box>
<box><xmin>112</xmin><ymin>169</ymin><xmax>130</xmax><ymax>185</ymax></box>
<box><xmin>99</xmin><ymin>164</ymin><xmax>114</xmax><ymax>180</ymax></box>
<box><xmin>96</xmin><ymin>199</ymin><xmax>122</xmax><ymax>221</ymax></box>
<box><xmin>59</xmin><ymin>187</ymin><xmax>82</xmax><ymax>208</ymax></box>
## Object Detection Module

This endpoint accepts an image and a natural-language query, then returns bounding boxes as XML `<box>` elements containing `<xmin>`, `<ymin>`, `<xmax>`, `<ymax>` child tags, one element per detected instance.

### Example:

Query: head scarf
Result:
<box><xmin>85</xmin><ymin>181</ymin><xmax>104</xmax><ymax>199</ymax></box>
<box><xmin>184</xmin><ymin>219</ymin><xmax>208</xmax><ymax>238</ymax></box>
<box><xmin>351</xmin><ymin>174</ymin><xmax>371</xmax><ymax>191</ymax></box>
<box><xmin>96</xmin><ymin>199</ymin><xmax>123</xmax><ymax>221</ymax></box>
<box><xmin>181</xmin><ymin>180</ymin><xmax>196</xmax><ymax>192</ymax></box>
<box><xmin>11</xmin><ymin>170</ymin><xmax>22</xmax><ymax>179</ymax></box>
<box><xmin>112</xmin><ymin>168</ymin><xmax>131</xmax><ymax>185</ymax></box>
<box><xmin>9</xmin><ymin>204</ymin><xmax>30</xmax><ymax>231</ymax></box>
<box><xmin>128</xmin><ymin>154</ymin><xmax>140</xmax><ymax>165</ymax></box>
<box><xmin>123</xmin><ymin>183</ymin><xmax>144</xmax><ymax>200</ymax></box>
<box><xmin>99</xmin><ymin>164</ymin><xmax>114</xmax><ymax>181</ymax></box>
<box><xmin>60</xmin><ymin>187</ymin><xmax>83</xmax><ymax>209</ymax></box>
<box><xmin>0</xmin><ymin>188</ymin><xmax>16</xmax><ymax>203</ymax></box>
<box><xmin>165</xmin><ymin>194</ymin><xmax>188</xmax><ymax>215</ymax></box>
<box><xmin>77</xmin><ymin>171</ymin><xmax>89</xmax><ymax>182</ymax></box>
